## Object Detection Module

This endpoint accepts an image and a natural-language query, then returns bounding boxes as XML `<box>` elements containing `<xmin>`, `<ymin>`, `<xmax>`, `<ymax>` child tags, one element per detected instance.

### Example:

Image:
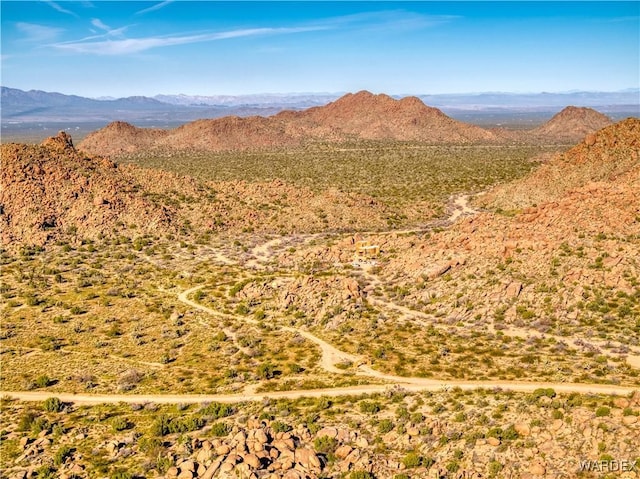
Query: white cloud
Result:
<box><xmin>91</xmin><ymin>18</ymin><xmax>111</xmax><ymax>31</ymax></box>
<box><xmin>16</xmin><ymin>22</ymin><xmax>64</xmax><ymax>42</ymax></box>
<box><xmin>51</xmin><ymin>26</ymin><xmax>327</xmax><ymax>55</ymax></box>
<box><xmin>317</xmin><ymin>10</ymin><xmax>459</xmax><ymax>32</ymax></box>
<box><xmin>44</xmin><ymin>1</ymin><xmax>79</xmax><ymax>18</ymax></box>
<box><xmin>136</xmin><ymin>1</ymin><xmax>175</xmax><ymax>16</ymax></box>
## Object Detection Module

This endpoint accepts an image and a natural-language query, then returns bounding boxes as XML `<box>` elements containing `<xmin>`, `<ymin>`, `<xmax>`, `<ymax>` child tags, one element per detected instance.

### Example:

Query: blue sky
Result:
<box><xmin>1</xmin><ymin>1</ymin><xmax>638</xmax><ymax>97</ymax></box>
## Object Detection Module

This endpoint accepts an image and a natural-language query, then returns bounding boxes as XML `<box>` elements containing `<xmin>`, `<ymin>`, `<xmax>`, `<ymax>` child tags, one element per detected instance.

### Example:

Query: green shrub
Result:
<box><xmin>446</xmin><ymin>461</ymin><xmax>460</xmax><ymax>472</ymax></box>
<box><xmin>35</xmin><ymin>465</ymin><xmax>56</xmax><ymax>479</ymax></box>
<box><xmin>314</xmin><ymin>435</ymin><xmax>338</xmax><ymax>454</ymax></box>
<box><xmin>54</xmin><ymin>445</ymin><xmax>73</xmax><ymax>465</ymax></box>
<box><xmin>17</xmin><ymin>411</ymin><xmax>38</xmax><ymax>431</ymax></box>
<box><xmin>43</xmin><ymin>397</ymin><xmax>63</xmax><ymax>413</ymax></box>
<box><xmin>488</xmin><ymin>461</ymin><xmax>503</xmax><ymax>476</ymax></box>
<box><xmin>257</xmin><ymin>362</ymin><xmax>276</xmax><ymax>379</ymax></box>
<box><xmin>110</xmin><ymin>469</ymin><xmax>132</xmax><ymax>479</ymax></box>
<box><xmin>210</xmin><ymin>422</ymin><xmax>231</xmax><ymax>437</ymax></box>
<box><xmin>200</xmin><ymin>402</ymin><xmax>234</xmax><ymax>419</ymax></box>
<box><xmin>595</xmin><ymin>406</ymin><xmax>610</xmax><ymax>417</ymax></box>
<box><xmin>531</xmin><ymin>388</ymin><xmax>556</xmax><ymax>399</ymax></box>
<box><xmin>349</xmin><ymin>472</ymin><xmax>375</xmax><ymax>479</ymax></box>
<box><xmin>35</xmin><ymin>375</ymin><xmax>52</xmax><ymax>388</ymax></box>
<box><xmin>359</xmin><ymin>401</ymin><xmax>381</xmax><ymax>414</ymax></box>
<box><xmin>111</xmin><ymin>416</ymin><xmax>132</xmax><ymax>432</ymax></box>
<box><xmin>402</xmin><ymin>452</ymin><xmax>422</xmax><ymax>468</ymax></box>
<box><xmin>271</xmin><ymin>421</ymin><xmax>292</xmax><ymax>433</ymax></box>
<box><xmin>378</xmin><ymin>419</ymin><xmax>394</xmax><ymax>434</ymax></box>
<box><xmin>31</xmin><ymin>417</ymin><xmax>51</xmax><ymax>435</ymax></box>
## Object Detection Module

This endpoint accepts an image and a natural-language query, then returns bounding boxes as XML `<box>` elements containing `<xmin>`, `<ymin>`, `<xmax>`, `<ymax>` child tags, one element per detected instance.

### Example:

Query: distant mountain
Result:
<box><xmin>417</xmin><ymin>89</ymin><xmax>640</xmax><ymax>111</ymax></box>
<box><xmin>78</xmin><ymin>91</ymin><xmax>499</xmax><ymax>156</ymax></box>
<box><xmin>0</xmin><ymin>87</ymin><xmax>300</xmax><ymax>123</ymax></box>
<box><xmin>531</xmin><ymin>106</ymin><xmax>613</xmax><ymax>143</ymax></box>
<box><xmin>2</xmin><ymin>87</ymin><xmax>637</xmax><ymax>126</ymax></box>
<box><xmin>154</xmin><ymin>92</ymin><xmax>342</xmax><ymax>108</ymax></box>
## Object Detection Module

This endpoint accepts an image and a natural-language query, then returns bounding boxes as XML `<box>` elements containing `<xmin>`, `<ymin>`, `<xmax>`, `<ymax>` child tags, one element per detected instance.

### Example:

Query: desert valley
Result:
<box><xmin>0</xmin><ymin>89</ymin><xmax>639</xmax><ymax>479</ymax></box>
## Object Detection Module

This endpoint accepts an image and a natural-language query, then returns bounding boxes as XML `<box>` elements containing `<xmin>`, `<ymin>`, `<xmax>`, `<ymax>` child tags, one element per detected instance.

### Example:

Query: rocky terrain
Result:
<box><xmin>77</xmin><ymin>92</ymin><xmax>615</xmax><ymax>157</ymax></box>
<box><xmin>0</xmin><ymin>132</ymin><xmax>400</xmax><ymax>247</ymax></box>
<box><xmin>529</xmin><ymin>106</ymin><xmax>613</xmax><ymax>143</ymax></box>
<box><xmin>78</xmin><ymin>91</ymin><xmax>500</xmax><ymax>156</ymax></box>
<box><xmin>2</xmin><ymin>389</ymin><xmax>639</xmax><ymax>479</ymax></box>
<box><xmin>1</xmin><ymin>100</ymin><xmax>638</xmax><ymax>479</ymax></box>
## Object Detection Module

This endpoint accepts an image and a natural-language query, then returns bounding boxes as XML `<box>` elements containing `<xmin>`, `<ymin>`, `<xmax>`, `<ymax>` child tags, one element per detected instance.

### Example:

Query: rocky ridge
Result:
<box><xmin>2</xmin><ymin>392</ymin><xmax>639</xmax><ymax>479</ymax></box>
<box><xmin>530</xmin><ymin>106</ymin><xmax>613</xmax><ymax>143</ymax></box>
<box><xmin>78</xmin><ymin>91</ymin><xmax>500</xmax><ymax>156</ymax></box>
<box><xmin>0</xmin><ymin>132</ymin><xmax>401</xmax><ymax>247</ymax></box>
<box><xmin>275</xmin><ymin>118</ymin><xmax>640</xmax><ymax>345</ymax></box>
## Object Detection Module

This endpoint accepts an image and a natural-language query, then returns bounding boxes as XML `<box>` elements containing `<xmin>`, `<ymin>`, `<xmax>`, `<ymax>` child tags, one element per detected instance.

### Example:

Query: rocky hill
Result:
<box><xmin>0</xmin><ymin>132</ymin><xmax>397</xmax><ymax>247</ymax></box>
<box><xmin>78</xmin><ymin>91</ymin><xmax>499</xmax><ymax>156</ymax></box>
<box><xmin>277</xmin><ymin>118</ymin><xmax>639</xmax><ymax>339</ymax></box>
<box><xmin>482</xmin><ymin>116</ymin><xmax>639</xmax><ymax>210</ymax></box>
<box><xmin>530</xmin><ymin>106</ymin><xmax>613</xmax><ymax>143</ymax></box>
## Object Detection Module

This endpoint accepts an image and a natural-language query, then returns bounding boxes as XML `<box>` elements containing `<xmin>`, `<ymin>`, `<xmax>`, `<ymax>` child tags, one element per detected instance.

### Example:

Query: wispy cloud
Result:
<box><xmin>51</xmin><ymin>26</ymin><xmax>327</xmax><ymax>55</ymax></box>
<box><xmin>317</xmin><ymin>10</ymin><xmax>459</xmax><ymax>32</ymax></box>
<box><xmin>91</xmin><ymin>18</ymin><xmax>111</xmax><ymax>31</ymax></box>
<box><xmin>44</xmin><ymin>1</ymin><xmax>79</xmax><ymax>18</ymax></box>
<box><xmin>136</xmin><ymin>0</ymin><xmax>175</xmax><ymax>16</ymax></box>
<box><xmin>16</xmin><ymin>22</ymin><xmax>64</xmax><ymax>42</ymax></box>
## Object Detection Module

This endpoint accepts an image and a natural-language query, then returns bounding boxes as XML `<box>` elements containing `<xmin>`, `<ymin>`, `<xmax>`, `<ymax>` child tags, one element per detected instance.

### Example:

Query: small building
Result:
<box><xmin>355</xmin><ymin>240</ymin><xmax>380</xmax><ymax>260</ymax></box>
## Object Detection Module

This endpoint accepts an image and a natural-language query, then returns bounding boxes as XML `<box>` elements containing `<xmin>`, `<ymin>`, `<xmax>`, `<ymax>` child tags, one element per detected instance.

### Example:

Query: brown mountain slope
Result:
<box><xmin>482</xmin><ymin>117</ymin><xmax>640</xmax><ymax>210</ymax></box>
<box><xmin>285</xmin><ymin>118</ymin><xmax>639</xmax><ymax>340</ymax></box>
<box><xmin>0</xmin><ymin>132</ymin><xmax>175</xmax><ymax>246</ymax></box>
<box><xmin>293</xmin><ymin>90</ymin><xmax>498</xmax><ymax>142</ymax></box>
<box><xmin>530</xmin><ymin>106</ymin><xmax>613</xmax><ymax>143</ymax></box>
<box><xmin>78</xmin><ymin>91</ymin><xmax>498</xmax><ymax>156</ymax></box>
<box><xmin>1</xmin><ymin>132</ymin><xmax>398</xmax><ymax>246</ymax></box>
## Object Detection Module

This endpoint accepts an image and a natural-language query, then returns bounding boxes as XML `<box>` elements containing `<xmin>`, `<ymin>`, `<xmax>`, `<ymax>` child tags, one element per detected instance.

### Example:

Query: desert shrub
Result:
<box><xmin>111</xmin><ymin>416</ymin><xmax>133</xmax><ymax>432</ymax></box>
<box><xmin>31</xmin><ymin>417</ymin><xmax>51</xmax><ymax>434</ymax></box>
<box><xmin>378</xmin><ymin>419</ymin><xmax>394</xmax><ymax>434</ymax></box>
<box><xmin>488</xmin><ymin>461</ymin><xmax>503</xmax><ymax>476</ymax></box>
<box><xmin>35</xmin><ymin>465</ymin><xmax>56</xmax><ymax>479</ymax></box>
<box><xmin>54</xmin><ymin>445</ymin><xmax>73</xmax><ymax>465</ymax></box>
<box><xmin>43</xmin><ymin>397</ymin><xmax>64</xmax><ymax>413</ymax></box>
<box><xmin>271</xmin><ymin>420</ymin><xmax>292</xmax><ymax>433</ymax></box>
<box><xmin>531</xmin><ymin>388</ymin><xmax>556</xmax><ymax>399</ymax></box>
<box><xmin>595</xmin><ymin>406</ymin><xmax>610</xmax><ymax>417</ymax></box>
<box><xmin>210</xmin><ymin>422</ymin><xmax>231</xmax><ymax>436</ymax></box>
<box><xmin>118</xmin><ymin>369</ymin><xmax>143</xmax><ymax>391</ymax></box>
<box><xmin>17</xmin><ymin>411</ymin><xmax>38</xmax><ymax>431</ymax></box>
<box><xmin>349</xmin><ymin>472</ymin><xmax>375</xmax><ymax>479</ymax></box>
<box><xmin>110</xmin><ymin>469</ymin><xmax>132</xmax><ymax>479</ymax></box>
<box><xmin>257</xmin><ymin>362</ymin><xmax>276</xmax><ymax>379</ymax></box>
<box><xmin>314</xmin><ymin>435</ymin><xmax>338</xmax><ymax>454</ymax></box>
<box><xmin>402</xmin><ymin>452</ymin><xmax>422</xmax><ymax>468</ymax></box>
<box><xmin>502</xmin><ymin>424</ymin><xmax>519</xmax><ymax>440</ymax></box>
<box><xmin>35</xmin><ymin>375</ymin><xmax>52</xmax><ymax>388</ymax></box>
<box><xmin>287</xmin><ymin>362</ymin><xmax>304</xmax><ymax>373</ymax></box>
<box><xmin>200</xmin><ymin>402</ymin><xmax>234</xmax><ymax>419</ymax></box>
<box><xmin>235</xmin><ymin>303</ymin><xmax>249</xmax><ymax>315</ymax></box>
<box><xmin>359</xmin><ymin>401</ymin><xmax>381</xmax><ymax>414</ymax></box>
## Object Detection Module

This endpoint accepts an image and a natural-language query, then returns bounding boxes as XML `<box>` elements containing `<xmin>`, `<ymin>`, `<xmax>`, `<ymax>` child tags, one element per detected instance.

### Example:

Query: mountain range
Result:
<box><xmin>78</xmin><ymin>91</ymin><xmax>614</xmax><ymax>156</ymax></box>
<box><xmin>2</xmin><ymin>86</ymin><xmax>638</xmax><ymax>125</ymax></box>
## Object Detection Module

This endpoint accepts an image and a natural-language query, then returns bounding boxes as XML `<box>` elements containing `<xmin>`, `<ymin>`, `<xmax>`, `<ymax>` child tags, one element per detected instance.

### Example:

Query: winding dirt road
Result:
<box><xmin>3</xmin><ymin>284</ymin><xmax>637</xmax><ymax>405</ymax></box>
<box><xmin>3</xmin><ymin>194</ymin><xmax>637</xmax><ymax>405</ymax></box>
